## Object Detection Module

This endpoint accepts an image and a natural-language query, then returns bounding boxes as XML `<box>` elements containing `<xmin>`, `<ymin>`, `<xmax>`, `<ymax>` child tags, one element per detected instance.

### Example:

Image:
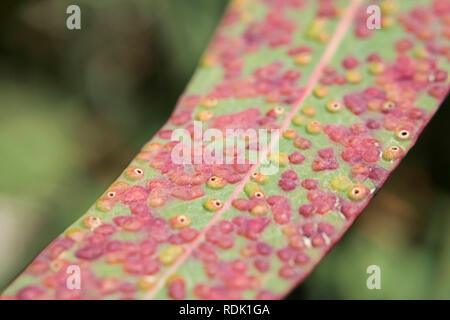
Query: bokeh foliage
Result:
<box><xmin>0</xmin><ymin>0</ymin><xmax>448</xmax><ymax>299</ymax></box>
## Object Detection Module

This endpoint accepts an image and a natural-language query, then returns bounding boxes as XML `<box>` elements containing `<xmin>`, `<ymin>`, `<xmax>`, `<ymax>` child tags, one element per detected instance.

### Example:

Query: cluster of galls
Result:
<box><xmin>275</xmin><ymin>220</ymin><xmax>336</xmax><ymax>280</ymax></box>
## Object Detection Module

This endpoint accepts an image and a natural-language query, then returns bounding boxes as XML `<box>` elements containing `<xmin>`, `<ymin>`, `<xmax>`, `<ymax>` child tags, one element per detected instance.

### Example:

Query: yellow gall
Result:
<box><xmin>306</xmin><ymin>121</ymin><xmax>323</xmax><ymax>134</ymax></box>
<box><xmin>244</xmin><ymin>182</ymin><xmax>263</xmax><ymax>198</ymax></box>
<box><xmin>250</xmin><ymin>172</ymin><xmax>268</xmax><ymax>184</ymax></box>
<box><xmin>413</xmin><ymin>47</ymin><xmax>429</xmax><ymax>60</ymax></box>
<box><xmin>348</xmin><ymin>185</ymin><xmax>370</xmax><ymax>201</ymax></box>
<box><xmin>295</xmin><ymin>53</ymin><xmax>312</xmax><ymax>65</ymax></box>
<box><xmin>268</xmin><ymin>152</ymin><xmax>289</xmax><ymax>167</ymax></box>
<box><xmin>96</xmin><ymin>197</ymin><xmax>115</xmax><ymax>212</ymax></box>
<box><xmin>253</xmin><ymin>191</ymin><xmax>265</xmax><ymax>199</ymax></box>
<box><xmin>240</xmin><ymin>11</ymin><xmax>252</xmax><ymax>22</ymax></box>
<box><xmin>196</xmin><ymin>110</ymin><xmax>214</xmax><ymax>121</ymax></box>
<box><xmin>147</xmin><ymin>195</ymin><xmax>166</xmax><ymax>208</ymax></box>
<box><xmin>83</xmin><ymin>216</ymin><xmax>102</xmax><ymax>230</ymax></box>
<box><xmin>167</xmin><ymin>274</ymin><xmax>184</xmax><ymax>284</ymax></box>
<box><xmin>318</xmin><ymin>32</ymin><xmax>330</xmax><ymax>43</ymax></box>
<box><xmin>291</xmin><ymin>114</ymin><xmax>307</xmax><ymax>126</ymax></box>
<box><xmin>169</xmin><ymin>215</ymin><xmax>191</xmax><ymax>229</ymax></box>
<box><xmin>201</xmin><ymin>96</ymin><xmax>219</xmax><ymax>108</ymax></box>
<box><xmin>160</xmin><ymin>246</ymin><xmax>184</xmax><ymax>266</ymax></box>
<box><xmin>65</xmin><ymin>228</ymin><xmax>87</xmax><ymax>242</ymax></box>
<box><xmin>207</xmin><ymin>176</ymin><xmax>226</xmax><ymax>189</ymax></box>
<box><xmin>107</xmin><ymin>192</ymin><xmax>115</xmax><ymax>198</ymax></box>
<box><xmin>124</xmin><ymin>166</ymin><xmax>144</xmax><ymax>181</ymax></box>
<box><xmin>272</xmin><ymin>106</ymin><xmax>285</xmax><ymax>118</ymax></box>
<box><xmin>302</xmin><ymin>106</ymin><xmax>316</xmax><ymax>117</ymax></box>
<box><xmin>250</xmin><ymin>204</ymin><xmax>268</xmax><ymax>217</ymax></box>
<box><xmin>346</xmin><ymin>70</ymin><xmax>362</xmax><ymax>84</ymax></box>
<box><xmin>382</xmin><ymin>146</ymin><xmax>404</xmax><ymax>161</ymax></box>
<box><xmin>138</xmin><ymin>276</ymin><xmax>157</xmax><ymax>290</ymax></box>
<box><xmin>240</xmin><ymin>244</ymin><xmax>257</xmax><ymax>258</ymax></box>
<box><xmin>106</xmin><ymin>181</ymin><xmax>129</xmax><ymax>196</ymax></box>
<box><xmin>50</xmin><ymin>259</ymin><xmax>64</xmax><ymax>273</ymax></box>
<box><xmin>330</xmin><ymin>176</ymin><xmax>352</xmax><ymax>192</ymax></box>
<box><xmin>416</xmin><ymin>61</ymin><xmax>431</xmax><ymax>73</ymax></box>
<box><xmin>395</xmin><ymin>128</ymin><xmax>411</xmax><ymax>140</ymax></box>
<box><xmin>382</xmin><ymin>100</ymin><xmax>396</xmax><ymax>112</ymax></box>
<box><xmin>282</xmin><ymin>129</ymin><xmax>298</xmax><ymax>140</ymax></box>
<box><xmin>414</xmin><ymin>72</ymin><xmax>429</xmax><ymax>83</ymax></box>
<box><xmin>326</xmin><ymin>100</ymin><xmax>343</xmax><ymax>113</ymax></box>
<box><xmin>143</xmin><ymin>142</ymin><xmax>163</xmax><ymax>152</ymax></box>
<box><xmin>289</xmin><ymin>235</ymin><xmax>305</xmax><ymax>250</ymax></box>
<box><xmin>367</xmin><ymin>99</ymin><xmax>382</xmax><ymax>112</ymax></box>
<box><xmin>380</xmin><ymin>1</ymin><xmax>397</xmax><ymax>15</ymax></box>
<box><xmin>282</xmin><ymin>224</ymin><xmax>298</xmax><ymax>237</ymax></box>
<box><xmin>204</xmin><ymin>198</ymin><xmax>224</xmax><ymax>212</ymax></box>
<box><xmin>313</xmin><ymin>85</ymin><xmax>328</xmax><ymax>98</ymax></box>
<box><xmin>201</xmin><ymin>54</ymin><xmax>217</xmax><ymax>68</ymax></box>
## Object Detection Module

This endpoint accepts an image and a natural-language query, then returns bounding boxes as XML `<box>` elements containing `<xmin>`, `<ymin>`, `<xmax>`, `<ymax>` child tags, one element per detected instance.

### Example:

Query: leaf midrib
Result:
<box><xmin>144</xmin><ymin>0</ymin><xmax>364</xmax><ymax>299</ymax></box>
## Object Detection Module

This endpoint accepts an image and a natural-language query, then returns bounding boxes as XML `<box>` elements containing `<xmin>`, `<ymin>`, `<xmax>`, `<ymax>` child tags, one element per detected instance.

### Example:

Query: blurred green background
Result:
<box><xmin>0</xmin><ymin>0</ymin><xmax>448</xmax><ymax>299</ymax></box>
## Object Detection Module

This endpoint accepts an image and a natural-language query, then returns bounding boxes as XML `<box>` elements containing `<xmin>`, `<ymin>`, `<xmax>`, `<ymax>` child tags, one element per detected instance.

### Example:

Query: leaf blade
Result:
<box><xmin>2</xmin><ymin>0</ymin><xmax>449</xmax><ymax>300</ymax></box>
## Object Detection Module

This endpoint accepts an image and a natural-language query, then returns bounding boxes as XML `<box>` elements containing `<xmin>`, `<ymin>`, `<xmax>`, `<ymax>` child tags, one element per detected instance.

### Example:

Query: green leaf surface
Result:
<box><xmin>2</xmin><ymin>0</ymin><xmax>449</xmax><ymax>300</ymax></box>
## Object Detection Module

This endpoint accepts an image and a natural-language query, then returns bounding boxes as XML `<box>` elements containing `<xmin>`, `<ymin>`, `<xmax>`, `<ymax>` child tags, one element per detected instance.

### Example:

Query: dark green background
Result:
<box><xmin>0</xmin><ymin>0</ymin><xmax>448</xmax><ymax>299</ymax></box>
